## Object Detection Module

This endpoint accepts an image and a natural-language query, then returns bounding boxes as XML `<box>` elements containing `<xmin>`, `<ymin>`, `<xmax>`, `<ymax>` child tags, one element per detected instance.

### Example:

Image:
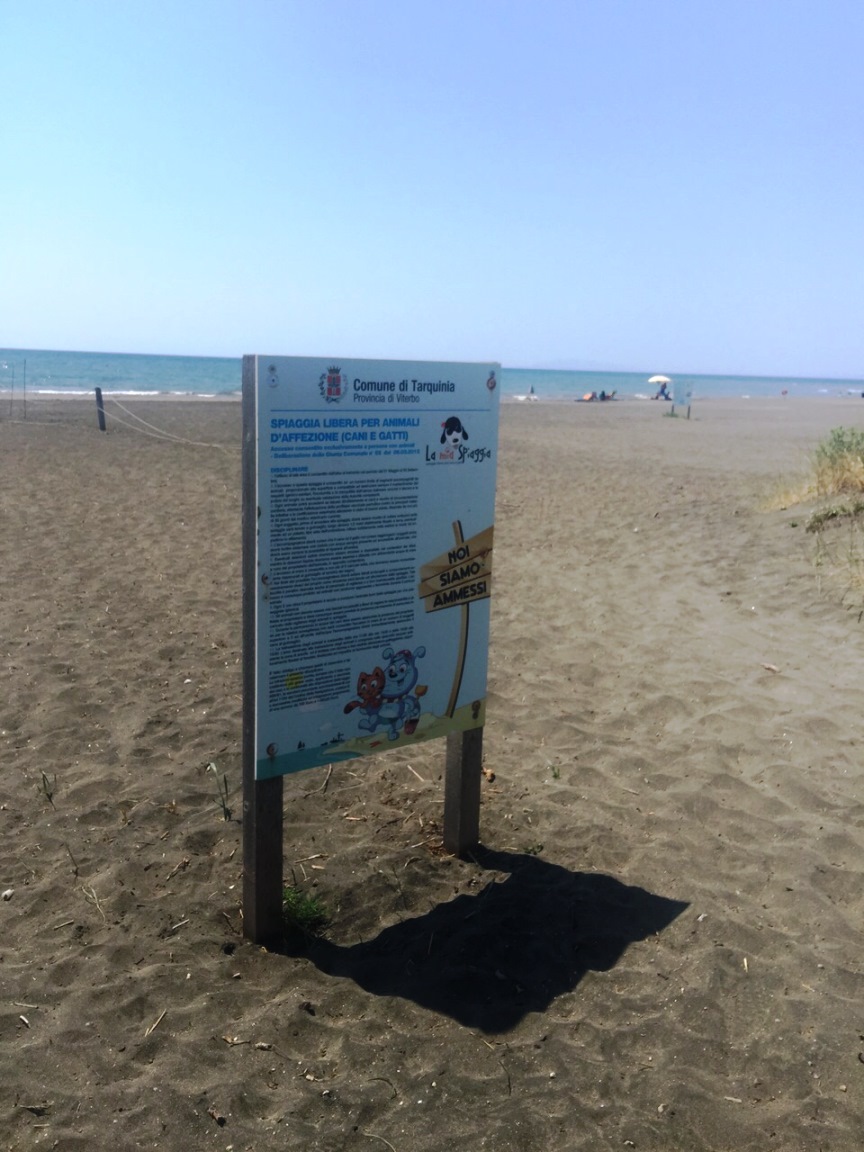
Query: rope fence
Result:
<box><xmin>0</xmin><ymin>388</ymin><xmax>241</xmax><ymax>452</ymax></box>
<box><xmin>103</xmin><ymin>396</ymin><xmax>241</xmax><ymax>452</ymax></box>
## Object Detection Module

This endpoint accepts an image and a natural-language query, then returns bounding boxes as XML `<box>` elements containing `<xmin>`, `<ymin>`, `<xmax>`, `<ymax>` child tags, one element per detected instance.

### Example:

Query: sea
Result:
<box><xmin>1</xmin><ymin>348</ymin><xmax>863</xmax><ymax>403</ymax></box>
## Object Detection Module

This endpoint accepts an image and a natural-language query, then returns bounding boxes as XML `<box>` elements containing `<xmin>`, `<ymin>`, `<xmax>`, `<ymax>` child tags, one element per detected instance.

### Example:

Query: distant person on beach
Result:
<box><xmin>654</xmin><ymin>382</ymin><xmax>671</xmax><ymax>400</ymax></box>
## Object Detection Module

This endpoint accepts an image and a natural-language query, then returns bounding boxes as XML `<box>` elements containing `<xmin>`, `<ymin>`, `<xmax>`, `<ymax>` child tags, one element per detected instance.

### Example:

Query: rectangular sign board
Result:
<box><xmin>245</xmin><ymin>356</ymin><xmax>501</xmax><ymax>780</ymax></box>
<box><xmin>673</xmin><ymin>379</ymin><xmax>693</xmax><ymax>409</ymax></box>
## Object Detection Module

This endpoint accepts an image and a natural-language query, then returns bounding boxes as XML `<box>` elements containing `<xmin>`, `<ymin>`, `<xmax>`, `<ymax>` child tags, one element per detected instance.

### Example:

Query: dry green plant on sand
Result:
<box><xmin>812</xmin><ymin>426</ymin><xmax>864</xmax><ymax>499</ymax></box>
<box><xmin>282</xmin><ymin>886</ymin><xmax>329</xmax><ymax>951</ymax></box>
<box><xmin>777</xmin><ymin>426</ymin><xmax>864</xmax><ymax>611</ymax></box>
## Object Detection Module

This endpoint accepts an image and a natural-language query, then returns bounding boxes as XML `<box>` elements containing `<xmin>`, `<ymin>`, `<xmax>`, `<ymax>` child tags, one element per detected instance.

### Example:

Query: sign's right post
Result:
<box><xmin>444</xmin><ymin>726</ymin><xmax>484</xmax><ymax>854</ymax></box>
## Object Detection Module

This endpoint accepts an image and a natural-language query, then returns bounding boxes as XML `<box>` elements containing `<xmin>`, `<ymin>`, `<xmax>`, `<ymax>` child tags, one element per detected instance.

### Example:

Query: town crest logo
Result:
<box><xmin>319</xmin><ymin>365</ymin><xmax>345</xmax><ymax>403</ymax></box>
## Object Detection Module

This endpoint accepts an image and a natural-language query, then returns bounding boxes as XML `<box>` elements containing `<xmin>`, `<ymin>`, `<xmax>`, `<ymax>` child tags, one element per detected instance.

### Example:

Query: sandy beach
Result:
<box><xmin>2</xmin><ymin>395</ymin><xmax>864</xmax><ymax>1151</ymax></box>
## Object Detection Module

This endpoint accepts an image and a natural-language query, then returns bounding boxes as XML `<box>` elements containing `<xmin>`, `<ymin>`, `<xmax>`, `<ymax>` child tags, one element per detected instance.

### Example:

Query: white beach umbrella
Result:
<box><xmin>648</xmin><ymin>375</ymin><xmax>671</xmax><ymax>385</ymax></box>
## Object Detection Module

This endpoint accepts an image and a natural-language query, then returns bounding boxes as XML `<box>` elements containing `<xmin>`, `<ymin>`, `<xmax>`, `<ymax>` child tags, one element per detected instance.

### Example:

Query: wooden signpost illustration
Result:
<box><xmin>242</xmin><ymin>356</ymin><xmax>501</xmax><ymax>944</ymax></box>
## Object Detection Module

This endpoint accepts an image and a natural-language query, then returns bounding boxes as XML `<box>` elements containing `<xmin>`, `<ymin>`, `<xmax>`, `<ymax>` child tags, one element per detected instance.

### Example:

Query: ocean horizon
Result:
<box><xmin>2</xmin><ymin>347</ymin><xmax>863</xmax><ymax>402</ymax></box>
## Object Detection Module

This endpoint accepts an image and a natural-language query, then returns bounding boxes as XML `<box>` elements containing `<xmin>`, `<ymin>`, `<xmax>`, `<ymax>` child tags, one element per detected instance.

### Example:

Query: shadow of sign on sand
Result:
<box><xmin>303</xmin><ymin>848</ymin><xmax>689</xmax><ymax>1033</ymax></box>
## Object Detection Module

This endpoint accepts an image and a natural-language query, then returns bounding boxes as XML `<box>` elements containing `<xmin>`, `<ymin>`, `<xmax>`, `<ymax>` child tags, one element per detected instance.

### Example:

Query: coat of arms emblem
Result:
<box><xmin>319</xmin><ymin>365</ymin><xmax>345</xmax><ymax>403</ymax></box>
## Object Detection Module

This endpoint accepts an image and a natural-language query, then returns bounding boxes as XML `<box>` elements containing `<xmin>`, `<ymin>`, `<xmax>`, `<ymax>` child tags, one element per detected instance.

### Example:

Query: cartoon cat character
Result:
<box><xmin>344</xmin><ymin>667</ymin><xmax>385</xmax><ymax>720</ymax></box>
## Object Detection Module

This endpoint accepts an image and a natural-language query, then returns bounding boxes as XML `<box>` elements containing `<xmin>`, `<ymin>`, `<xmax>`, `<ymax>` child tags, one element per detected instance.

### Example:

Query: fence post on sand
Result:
<box><xmin>94</xmin><ymin>387</ymin><xmax>107</xmax><ymax>432</ymax></box>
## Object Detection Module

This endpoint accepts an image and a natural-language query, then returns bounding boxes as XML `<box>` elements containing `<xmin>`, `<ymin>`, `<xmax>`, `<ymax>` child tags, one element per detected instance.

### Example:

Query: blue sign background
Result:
<box><xmin>253</xmin><ymin>356</ymin><xmax>500</xmax><ymax>778</ymax></box>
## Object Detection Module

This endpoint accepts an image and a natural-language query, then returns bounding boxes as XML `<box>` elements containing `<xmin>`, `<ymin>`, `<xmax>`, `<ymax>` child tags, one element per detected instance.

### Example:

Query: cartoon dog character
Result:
<box><xmin>360</xmin><ymin>645</ymin><xmax>426</xmax><ymax>740</ymax></box>
<box><xmin>344</xmin><ymin>667</ymin><xmax>385</xmax><ymax>719</ymax></box>
<box><xmin>440</xmin><ymin>416</ymin><xmax>468</xmax><ymax>449</ymax></box>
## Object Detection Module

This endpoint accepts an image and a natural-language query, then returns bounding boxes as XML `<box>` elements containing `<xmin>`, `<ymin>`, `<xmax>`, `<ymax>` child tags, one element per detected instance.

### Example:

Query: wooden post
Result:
<box><xmin>94</xmin><ymin>387</ymin><xmax>106</xmax><ymax>431</ymax></box>
<box><xmin>445</xmin><ymin>520</ymin><xmax>470</xmax><ymax>717</ymax></box>
<box><xmin>241</xmin><ymin>356</ymin><xmax>284</xmax><ymax>946</ymax></box>
<box><xmin>241</xmin><ymin>770</ymin><xmax>284</xmax><ymax>944</ymax></box>
<box><xmin>443</xmin><ymin>726</ymin><xmax>483</xmax><ymax>855</ymax></box>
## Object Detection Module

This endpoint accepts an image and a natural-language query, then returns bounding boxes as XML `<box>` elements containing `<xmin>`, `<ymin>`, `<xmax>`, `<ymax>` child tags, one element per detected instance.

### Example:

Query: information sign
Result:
<box><xmin>672</xmin><ymin>378</ymin><xmax>694</xmax><ymax>413</ymax></box>
<box><xmin>247</xmin><ymin>356</ymin><xmax>501</xmax><ymax>780</ymax></box>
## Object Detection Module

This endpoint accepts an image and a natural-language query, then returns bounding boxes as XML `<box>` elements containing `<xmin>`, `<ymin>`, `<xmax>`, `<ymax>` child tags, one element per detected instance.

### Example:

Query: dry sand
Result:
<box><xmin>2</xmin><ymin>395</ymin><xmax>863</xmax><ymax>1151</ymax></box>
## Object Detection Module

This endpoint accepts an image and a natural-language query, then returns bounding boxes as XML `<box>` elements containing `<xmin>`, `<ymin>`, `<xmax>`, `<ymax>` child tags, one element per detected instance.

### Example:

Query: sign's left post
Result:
<box><xmin>242</xmin><ymin>355</ymin><xmax>284</xmax><ymax>945</ymax></box>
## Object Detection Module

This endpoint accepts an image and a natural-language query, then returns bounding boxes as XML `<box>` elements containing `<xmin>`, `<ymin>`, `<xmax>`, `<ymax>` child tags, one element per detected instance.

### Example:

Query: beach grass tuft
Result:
<box><xmin>803</xmin><ymin>428</ymin><xmax>864</xmax><ymax>606</ymax></box>
<box><xmin>766</xmin><ymin>428</ymin><xmax>864</xmax><ymax>608</ymax></box>
<box><xmin>766</xmin><ymin>427</ymin><xmax>864</xmax><ymax>511</ymax></box>
<box><xmin>812</xmin><ymin>426</ymin><xmax>864</xmax><ymax>498</ymax></box>
<box><xmin>282</xmin><ymin>886</ymin><xmax>329</xmax><ymax>945</ymax></box>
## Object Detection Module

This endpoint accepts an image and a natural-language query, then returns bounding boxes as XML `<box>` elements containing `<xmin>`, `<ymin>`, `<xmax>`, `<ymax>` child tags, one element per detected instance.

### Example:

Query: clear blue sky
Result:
<box><xmin>2</xmin><ymin>0</ymin><xmax>862</xmax><ymax>377</ymax></box>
